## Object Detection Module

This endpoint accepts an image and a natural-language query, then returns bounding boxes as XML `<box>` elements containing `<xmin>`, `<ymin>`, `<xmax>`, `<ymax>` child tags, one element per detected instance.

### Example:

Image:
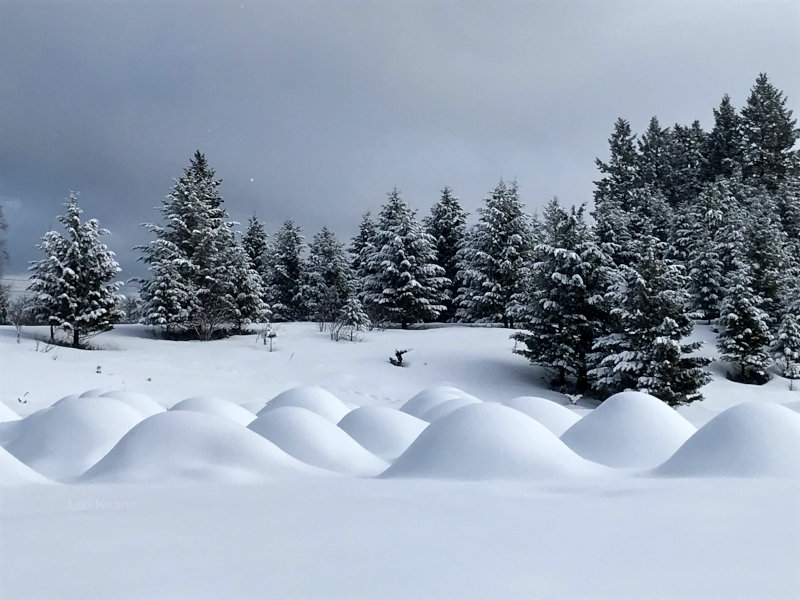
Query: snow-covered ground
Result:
<box><xmin>1</xmin><ymin>324</ymin><xmax>799</xmax><ymax>599</ymax></box>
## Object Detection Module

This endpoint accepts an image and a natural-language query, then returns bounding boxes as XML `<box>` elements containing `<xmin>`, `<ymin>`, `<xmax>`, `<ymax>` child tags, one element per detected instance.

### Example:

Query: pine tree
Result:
<box><xmin>267</xmin><ymin>220</ymin><xmax>308</xmax><ymax>321</ymax></box>
<box><xmin>668</xmin><ymin>120</ymin><xmax>708</xmax><ymax>204</ymax></box>
<box><xmin>717</xmin><ymin>266</ymin><xmax>773</xmax><ymax>384</ymax></box>
<box><xmin>637</xmin><ymin>116</ymin><xmax>673</xmax><ymax>197</ymax></box>
<box><xmin>242</xmin><ymin>214</ymin><xmax>269</xmax><ymax>275</ymax></box>
<box><xmin>28</xmin><ymin>193</ymin><xmax>123</xmax><ymax>348</ymax></box>
<box><xmin>361</xmin><ymin>189</ymin><xmax>447</xmax><ymax>328</ymax></box>
<box><xmin>594</xmin><ymin>118</ymin><xmax>640</xmax><ymax>211</ymax></box>
<box><xmin>512</xmin><ymin>199</ymin><xmax>609</xmax><ymax>390</ymax></box>
<box><xmin>138</xmin><ymin>151</ymin><xmax>242</xmax><ymax>339</ymax></box>
<box><xmin>306</xmin><ymin>226</ymin><xmax>352</xmax><ymax>326</ymax></box>
<box><xmin>772</xmin><ymin>285</ymin><xmax>800</xmax><ymax>382</ymax></box>
<box><xmin>455</xmin><ymin>180</ymin><xmax>534</xmax><ymax>326</ymax></box>
<box><xmin>740</xmin><ymin>73</ymin><xmax>799</xmax><ymax>190</ymax></box>
<box><xmin>707</xmin><ymin>94</ymin><xmax>744</xmax><ymax>180</ymax></box>
<box><xmin>424</xmin><ymin>187</ymin><xmax>467</xmax><ymax>321</ymax></box>
<box><xmin>335</xmin><ymin>297</ymin><xmax>371</xmax><ymax>341</ymax></box>
<box><xmin>351</xmin><ymin>212</ymin><xmax>379</xmax><ymax>323</ymax></box>
<box><xmin>227</xmin><ymin>240</ymin><xmax>269</xmax><ymax>333</ymax></box>
<box><xmin>588</xmin><ymin>240</ymin><xmax>710</xmax><ymax>405</ymax></box>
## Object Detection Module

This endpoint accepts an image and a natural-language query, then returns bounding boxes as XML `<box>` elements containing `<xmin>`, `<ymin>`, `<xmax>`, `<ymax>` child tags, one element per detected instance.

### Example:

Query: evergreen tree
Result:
<box><xmin>740</xmin><ymin>73</ymin><xmax>799</xmax><ymax>190</ymax></box>
<box><xmin>772</xmin><ymin>283</ymin><xmax>800</xmax><ymax>382</ymax></box>
<box><xmin>594</xmin><ymin>118</ymin><xmax>640</xmax><ymax>211</ymax></box>
<box><xmin>138</xmin><ymin>151</ymin><xmax>242</xmax><ymax>339</ymax></box>
<box><xmin>28</xmin><ymin>193</ymin><xmax>123</xmax><ymax>348</ymax></box>
<box><xmin>637</xmin><ymin>116</ymin><xmax>673</xmax><ymax>196</ymax></box>
<box><xmin>267</xmin><ymin>220</ymin><xmax>308</xmax><ymax>321</ymax></box>
<box><xmin>588</xmin><ymin>240</ymin><xmax>710</xmax><ymax>405</ymax></box>
<box><xmin>455</xmin><ymin>180</ymin><xmax>534</xmax><ymax>326</ymax></box>
<box><xmin>743</xmin><ymin>195</ymin><xmax>790</xmax><ymax>320</ymax></box>
<box><xmin>707</xmin><ymin>94</ymin><xmax>744</xmax><ymax>180</ymax></box>
<box><xmin>512</xmin><ymin>199</ymin><xmax>609</xmax><ymax>390</ymax></box>
<box><xmin>0</xmin><ymin>205</ymin><xmax>7</xmax><ymax>323</ymax></box>
<box><xmin>361</xmin><ymin>189</ymin><xmax>447</xmax><ymax>328</ymax></box>
<box><xmin>306</xmin><ymin>226</ymin><xmax>352</xmax><ymax>325</ymax></box>
<box><xmin>424</xmin><ymin>187</ymin><xmax>467</xmax><ymax>321</ymax></box>
<box><xmin>668</xmin><ymin>120</ymin><xmax>708</xmax><ymax>204</ymax></box>
<box><xmin>717</xmin><ymin>266</ymin><xmax>773</xmax><ymax>384</ymax></box>
<box><xmin>227</xmin><ymin>239</ymin><xmax>269</xmax><ymax>333</ymax></box>
<box><xmin>351</xmin><ymin>211</ymin><xmax>376</xmax><ymax>284</ymax></box>
<box><xmin>335</xmin><ymin>297</ymin><xmax>371</xmax><ymax>341</ymax></box>
<box><xmin>242</xmin><ymin>214</ymin><xmax>269</xmax><ymax>275</ymax></box>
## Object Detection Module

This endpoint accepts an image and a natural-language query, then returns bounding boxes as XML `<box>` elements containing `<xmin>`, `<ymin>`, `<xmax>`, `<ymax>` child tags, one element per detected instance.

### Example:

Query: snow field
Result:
<box><xmin>337</xmin><ymin>405</ymin><xmax>428</xmax><ymax>461</ymax></box>
<box><xmin>169</xmin><ymin>396</ymin><xmax>256</xmax><ymax>426</ymax></box>
<box><xmin>501</xmin><ymin>395</ymin><xmax>581</xmax><ymax>435</ymax></box>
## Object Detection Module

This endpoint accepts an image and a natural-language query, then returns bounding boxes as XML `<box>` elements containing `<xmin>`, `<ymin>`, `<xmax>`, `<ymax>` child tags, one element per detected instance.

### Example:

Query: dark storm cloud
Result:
<box><xmin>1</xmin><ymin>1</ymin><xmax>798</xmax><ymax>282</ymax></box>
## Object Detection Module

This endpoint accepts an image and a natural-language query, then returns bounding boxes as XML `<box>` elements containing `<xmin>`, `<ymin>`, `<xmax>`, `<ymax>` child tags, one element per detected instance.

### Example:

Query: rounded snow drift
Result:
<box><xmin>258</xmin><ymin>386</ymin><xmax>350</xmax><ymax>423</ymax></box>
<box><xmin>2</xmin><ymin>396</ymin><xmax>144</xmax><ymax>480</ymax></box>
<box><xmin>0</xmin><ymin>402</ymin><xmax>20</xmax><ymax>423</ymax></box>
<box><xmin>81</xmin><ymin>411</ymin><xmax>317</xmax><ymax>484</ymax></box>
<box><xmin>502</xmin><ymin>396</ymin><xmax>581</xmax><ymax>436</ymax></box>
<box><xmin>99</xmin><ymin>391</ymin><xmax>165</xmax><ymax>418</ymax></box>
<box><xmin>78</xmin><ymin>388</ymin><xmax>112</xmax><ymax>399</ymax></box>
<box><xmin>382</xmin><ymin>403</ymin><xmax>604</xmax><ymax>480</ymax></box>
<box><xmin>560</xmin><ymin>391</ymin><xmax>696</xmax><ymax>468</ymax></box>
<box><xmin>655</xmin><ymin>402</ymin><xmax>800</xmax><ymax>478</ymax></box>
<box><xmin>249</xmin><ymin>407</ymin><xmax>387</xmax><ymax>476</ymax></box>
<box><xmin>0</xmin><ymin>446</ymin><xmax>52</xmax><ymax>486</ymax></box>
<box><xmin>170</xmin><ymin>397</ymin><xmax>256</xmax><ymax>426</ymax></box>
<box><xmin>337</xmin><ymin>406</ymin><xmax>428</xmax><ymax>461</ymax></box>
<box><xmin>400</xmin><ymin>387</ymin><xmax>481</xmax><ymax>420</ymax></box>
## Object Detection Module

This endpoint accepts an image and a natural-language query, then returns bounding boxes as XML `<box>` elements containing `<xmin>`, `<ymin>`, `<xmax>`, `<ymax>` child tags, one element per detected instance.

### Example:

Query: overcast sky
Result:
<box><xmin>1</xmin><ymin>0</ymin><xmax>798</xmax><ymax>289</ymax></box>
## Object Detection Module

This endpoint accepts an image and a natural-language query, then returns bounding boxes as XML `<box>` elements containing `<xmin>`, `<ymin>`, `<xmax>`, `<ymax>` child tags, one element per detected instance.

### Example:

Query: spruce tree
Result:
<box><xmin>594</xmin><ymin>118</ymin><xmax>640</xmax><ymax>211</ymax></box>
<box><xmin>637</xmin><ymin>116</ymin><xmax>673</xmax><ymax>197</ymax></box>
<box><xmin>455</xmin><ymin>180</ymin><xmax>534</xmax><ymax>326</ymax></box>
<box><xmin>717</xmin><ymin>266</ymin><xmax>773</xmax><ymax>384</ymax></box>
<box><xmin>227</xmin><ymin>240</ymin><xmax>269</xmax><ymax>333</ymax></box>
<box><xmin>361</xmin><ymin>189</ymin><xmax>447</xmax><ymax>328</ymax></box>
<box><xmin>335</xmin><ymin>297</ymin><xmax>371</xmax><ymax>341</ymax></box>
<box><xmin>512</xmin><ymin>199</ymin><xmax>609</xmax><ymax>390</ymax></box>
<box><xmin>267</xmin><ymin>220</ymin><xmax>308</xmax><ymax>321</ymax></box>
<box><xmin>588</xmin><ymin>240</ymin><xmax>710</xmax><ymax>405</ymax></box>
<box><xmin>707</xmin><ymin>94</ymin><xmax>744</xmax><ymax>180</ymax></box>
<box><xmin>772</xmin><ymin>284</ymin><xmax>800</xmax><ymax>382</ymax></box>
<box><xmin>424</xmin><ymin>187</ymin><xmax>467</xmax><ymax>321</ymax></box>
<box><xmin>306</xmin><ymin>226</ymin><xmax>352</xmax><ymax>326</ymax></box>
<box><xmin>242</xmin><ymin>215</ymin><xmax>269</xmax><ymax>275</ymax></box>
<box><xmin>28</xmin><ymin>193</ymin><xmax>122</xmax><ymax>348</ymax></box>
<box><xmin>740</xmin><ymin>73</ymin><xmax>799</xmax><ymax>190</ymax></box>
<box><xmin>668</xmin><ymin>120</ymin><xmax>708</xmax><ymax>204</ymax></box>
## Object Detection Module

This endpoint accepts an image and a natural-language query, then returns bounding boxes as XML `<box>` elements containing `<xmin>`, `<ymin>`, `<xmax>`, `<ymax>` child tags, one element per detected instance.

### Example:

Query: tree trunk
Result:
<box><xmin>49</xmin><ymin>324</ymin><xmax>54</xmax><ymax>342</ymax></box>
<box><xmin>73</xmin><ymin>329</ymin><xmax>80</xmax><ymax>349</ymax></box>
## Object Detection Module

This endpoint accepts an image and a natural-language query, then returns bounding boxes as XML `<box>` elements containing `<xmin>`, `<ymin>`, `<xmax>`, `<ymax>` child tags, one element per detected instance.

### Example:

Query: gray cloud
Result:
<box><xmin>1</xmin><ymin>1</ymin><xmax>798</xmax><ymax>281</ymax></box>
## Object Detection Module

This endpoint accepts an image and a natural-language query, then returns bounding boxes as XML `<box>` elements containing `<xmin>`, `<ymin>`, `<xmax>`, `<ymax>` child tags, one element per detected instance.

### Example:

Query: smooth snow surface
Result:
<box><xmin>0</xmin><ymin>446</ymin><xmax>51</xmax><ymax>486</ymax></box>
<box><xmin>560</xmin><ymin>391</ymin><xmax>696</xmax><ymax>468</ymax></box>
<box><xmin>419</xmin><ymin>395</ymin><xmax>482</xmax><ymax>421</ymax></box>
<box><xmin>502</xmin><ymin>396</ymin><xmax>581</xmax><ymax>436</ymax></box>
<box><xmin>337</xmin><ymin>406</ymin><xmax>428</xmax><ymax>461</ymax></box>
<box><xmin>98</xmin><ymin>390</ymin><xmax>165</xmax><ymax>417</ymax></box>
<box><xmin>0</xmin><ymin>402</ymin><xmax>20</xmax><ymax>423</ymax></box>
<box><xmin>384</xmin><ymin>403</ymin><xmax>605</xmax><ymax>480</ymax></box>
<box><xmin>399</xmin><ymin>386</ymin><xmax>481</xmax><ymax>420</ymax></box>
<box><xmin>1</xmin><ymin>396</ymin><xmax>144</xmax><ymax>480</ymax></box>
<box><xmin>258</xmin><ymin>386</ymin><xmax>350</xmax><ymax>423</ymax></box>
<box><xmin>656</xmin><ymin>402</ymin><xmax>800</xmax><ymax>478</ymax></box>
<box><xmin>81</xmin><ymin>411</ymin><xmax>317</xmax><ymax>484</ymax></box>
<box><xmin>249</xmin><ymin>407</ymin><xmax>387</xmax><ymax>476</ymax></box>
<box><xmin>170</xmin><ymin>396</ymin><xmax>256</xmax><ymax>426</ymax></box>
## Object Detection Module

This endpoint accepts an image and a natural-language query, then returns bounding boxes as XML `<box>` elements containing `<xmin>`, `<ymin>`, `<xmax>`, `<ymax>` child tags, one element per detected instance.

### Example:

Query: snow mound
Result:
<box><xmin>419</xmin><ymin>396</ymin><xmax>482</xmax><ymax>422</ymax></box>
<box><xmin>0</xmin><ymin>402</ymin><xmax>20</xmax><ymax>423</ymax></box>
<box><xmin>82</xmin><ymin>411</ymin><xmax>317</xmax><ymax>484</ymax></box>
<box><xmin>400</xmin><ymin>387</ymin><xmax>482</xmax><ymax>420</ymax></box>
<box><xmin>383</xmin><ymin>403</ymin><xmax>604</xmax><ymax>480</ymax></box>
<box><xmin>1</xmin><ymin>397</ymin><xmax>144</xmax><ymax>480</ymax></box>
<box><xmin>249</xmin><ymin>407</ymin><xmax>388</xmax><ymax>476</ymax></box>
<box><xmin>560</xmin><ymin>391</ymin><xmax>696</xmax><ymax>468</ymax></box>
<box><xmin>0</xmin><ymin>446</ymin><xmax>52</xmax><ymax>486</ymax></box>
<box><xmin>170</xmin><ymin>397</ymin><xmax>256</xmax><ymax>426</ymax></box>
<box><xmin>78</xmin><ymin>388</ymin><xmax>112</xmax><ymax>398</ymax></box>
<box><xmin>337</xmin><ymin>406</ymin><xmax>428</xmax><ymax>461</ymax></box>
<box><xmin>99</xmin><ymin>391</ymin><xmax>165</xmax><ymax>418</ymax></box>
<box><xmin>502</xmin><ymin>396</ymin><xmax>581</xmax><ymax>436</ymax></box>
<box><xmin>258</xmin><ymin>386</ymin><xmax>350</xmax><ymax>423</ymax></box>
<box><xmin>655</xmin><ymin>402</ymin><xmax>800</xmax><ymax>478</ymax></box>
